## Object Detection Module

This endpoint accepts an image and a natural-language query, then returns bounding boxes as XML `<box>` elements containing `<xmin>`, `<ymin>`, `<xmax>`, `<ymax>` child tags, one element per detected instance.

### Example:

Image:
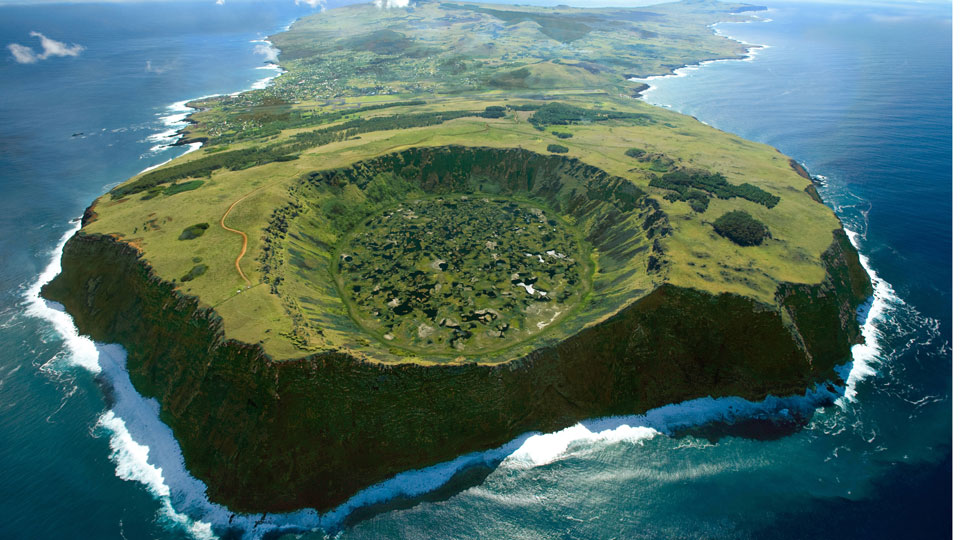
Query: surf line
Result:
<box><xmin>630</xmin><ymin>13</ymin><xmax>771</xmax><ymax>99</ymax></box>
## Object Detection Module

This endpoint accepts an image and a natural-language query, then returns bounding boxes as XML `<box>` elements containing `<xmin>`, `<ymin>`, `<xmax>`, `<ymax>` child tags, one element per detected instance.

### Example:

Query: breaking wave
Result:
<box><xmin>632</xmin><ymin>14</ymin><xmax>771</xmax><ymax>98</ymax></box>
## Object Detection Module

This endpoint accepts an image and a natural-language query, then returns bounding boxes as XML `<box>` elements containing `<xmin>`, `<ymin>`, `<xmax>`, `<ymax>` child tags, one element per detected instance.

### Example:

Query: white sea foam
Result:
<box><xmin>839</xmin><ymin>228</ymin><xmax>893</xmax><ymax>403</ymax></box>
<box><xmin>247</xmin><ymin>38</ymin><xmax>284</xmax><ymax>90</ymax></box>
<box><xmin>142</xmin><ymin>37</ymin><xmax>285</xmax><ymax>157</ymax></box>
<box><xmin>23</xmin><ymin>229</ymin><xmax>325</xmax><ymax>539</ymax></box>
<box><xmin>94</xmin><ymin>343</ymin><xmax>322</xmax><ymax>539</ymax></box>
<box><xmin>142</xmin><ymin>98</ymin><xmax>209</xmax><ymax>155</ymax></box>
<box><xmin>23</xmin><ymin>224</ymin><xmax>100</xmax><ymax>374</ymax></box>
<box><xmin>250</xmin><ymin>64</ymin><xmax>284</xmax><ymax>90</ymax></box>
<box><xmin>139</xmin><ymin>142</ymin><xmax>202</xmax><ymax>175</ymax></box>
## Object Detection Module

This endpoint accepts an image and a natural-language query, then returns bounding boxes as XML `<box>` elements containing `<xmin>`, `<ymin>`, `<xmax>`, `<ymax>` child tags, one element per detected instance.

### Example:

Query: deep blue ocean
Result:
<box><xmin>0</xmin><ymin>1</ymin><xmax>951</xmax><ymax>539</ymax></box>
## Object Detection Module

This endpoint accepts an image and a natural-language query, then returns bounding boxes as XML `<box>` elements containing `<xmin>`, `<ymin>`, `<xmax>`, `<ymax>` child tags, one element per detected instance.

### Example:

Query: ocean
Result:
<box><xmin>0</xmin><ymin>1</ymin><xmax>951</xmax><ymax>539</ymax></box>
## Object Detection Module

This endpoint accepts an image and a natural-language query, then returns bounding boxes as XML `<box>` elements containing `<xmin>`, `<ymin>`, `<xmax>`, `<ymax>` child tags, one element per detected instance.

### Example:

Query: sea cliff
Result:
<box><xmin>42</xmin><ymin>224</ymin><xmax>870</xmax><ymax>513</ymax></box>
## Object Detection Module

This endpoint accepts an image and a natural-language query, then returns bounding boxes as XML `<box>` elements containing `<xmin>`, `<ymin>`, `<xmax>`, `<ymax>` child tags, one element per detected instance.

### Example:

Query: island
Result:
<box><xmin>42</xmin><ymin>0</ymin><xmax>871</xmax><ymax>515</ymax></box>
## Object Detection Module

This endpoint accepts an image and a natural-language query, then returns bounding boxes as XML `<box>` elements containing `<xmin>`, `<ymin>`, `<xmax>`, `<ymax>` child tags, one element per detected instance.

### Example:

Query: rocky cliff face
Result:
<box><xmin>41</xmin><ymin>224</ymin><xmax>870</xmax><ymax>513</ymax></box>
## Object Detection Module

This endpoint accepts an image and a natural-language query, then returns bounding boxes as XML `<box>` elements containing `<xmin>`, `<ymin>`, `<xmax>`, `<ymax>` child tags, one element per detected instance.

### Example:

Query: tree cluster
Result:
<box><xmin>650</xmin><ymin>168</ymin><xmax>780</xmax><ymax>212</ymax></box>
<box><xmin>529</xmin><ymin>102</ymin><xmax>651</xmax><ymax>130</ymax></box>
<box><xmin>712</xmin><ymin>211</ymin><xmax>770</xmax><ymax>246</ymax></box>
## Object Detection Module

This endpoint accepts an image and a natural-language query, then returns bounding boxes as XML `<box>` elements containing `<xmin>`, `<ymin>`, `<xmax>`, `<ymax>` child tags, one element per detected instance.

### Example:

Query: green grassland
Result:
<box><xmin>179</xmin><ymin>0</ymin><xmax>756</xmax><ymax>146</ymax></box>
<box><xmin>81</xmin><ymin>0</ymin><xmax>842</xmax><ymax>364</ymax></box>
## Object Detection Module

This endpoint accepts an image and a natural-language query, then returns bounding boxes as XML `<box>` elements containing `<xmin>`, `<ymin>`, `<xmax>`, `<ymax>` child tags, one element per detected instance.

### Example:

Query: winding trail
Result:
<box><xmin>220</xmin><ymin>192</ymin><xmax>255</xmax><ymax>287</ymax></box>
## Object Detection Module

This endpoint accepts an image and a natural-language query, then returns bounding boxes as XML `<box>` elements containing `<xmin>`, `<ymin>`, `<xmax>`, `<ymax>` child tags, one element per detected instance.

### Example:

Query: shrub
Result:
<box><xmin>650</xmin><ymin>168</ymin><xmax>780</xmax><ymax>210</ymax></box>
<box><xmin>625</xmin><ymin>148</ymin><xmax>645</xmax><ymax>159</ymax></box>
<box><xmin>712</xmin><ymin>211</ymin><xmax>770</xmax><ymax>246</ymax></box>
<box><xmin>508</xmin><ymin>103</ymin><xmax>542</xmax><ymax>111</ymax></box>
<box><xmin>480</xmin><ymin>105</ymin><xmax>506</xmax><ymax>118</ymax></box>
<box><xmin>684</xmin><ymin>190</ymin><xmax>709</xmax><ymax>213</ymax></box>
<box><xmin>529</xmin><ymin>102</ymin><xmax>651</xmax><ymax>129</ymax></box>
<box><xmin>552</xmin><ymin>131</ymin><xmax>573</xmax><ymax>139</ymax></box>
<box><xmin>178</xmin><ymin>223</ymin><xmax>210</xmax><ymax>240</ymax></box>
<box><xmin>164</xmin><ymin>180</ymin><xmax>205</xmax><ymax>196</ymax></box>
<box><xmin>180</xmin><ymin>264</ymin><xmax>208</xmax><ymax>282</ymax></box>
<box><xmin>547</xmin><ymin>144</ymin><xmax>569</xmax><ymax>154</ymax></box>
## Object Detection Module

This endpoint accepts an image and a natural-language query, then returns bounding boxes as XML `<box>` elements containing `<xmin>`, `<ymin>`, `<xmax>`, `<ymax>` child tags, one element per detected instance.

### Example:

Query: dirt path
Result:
<box><xmin>219</xmin><ymin>192</ymin><xmax>257</xmax><ymax>287</ymax></box>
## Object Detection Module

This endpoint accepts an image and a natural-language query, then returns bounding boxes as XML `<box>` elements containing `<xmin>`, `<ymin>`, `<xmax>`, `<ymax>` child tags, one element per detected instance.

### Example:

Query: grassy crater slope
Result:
<box><xmin>264</xmin><ymin>146</ymin><xmax>668</xmax><ymax>363</ymax></box>
<box><xmin>42</xmin><ymin>0</ymin><xmax>873</xmax><ymax>516</ymax></box>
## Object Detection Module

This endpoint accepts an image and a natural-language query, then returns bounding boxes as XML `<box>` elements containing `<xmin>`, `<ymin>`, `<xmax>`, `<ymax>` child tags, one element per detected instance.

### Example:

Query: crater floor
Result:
<box><xmin>336</xmin><ymin>196</ymin><xmax>590</xmax><ymax>353</ymax></box>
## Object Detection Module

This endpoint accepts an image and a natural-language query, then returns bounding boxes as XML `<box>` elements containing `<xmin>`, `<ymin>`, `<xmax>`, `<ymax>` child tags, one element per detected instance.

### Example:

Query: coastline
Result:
<box><xmin>149</xmin><ymin>36</ymin><xmax>287</xmax><ymax>158</ymax></box>
<box><xmin>631</xmin><ymin>12</ymin><xmax>773</xmax><ymax>99</ymax></box>
<box><xmin>22</xmin><ymin>7</ymin><xmax>889</xmax><ymax>540</ymax></box>
<box><xmin>21</xmin><ymin>18</ymin><xmax>306</xmax><ymax>540</ymax></box>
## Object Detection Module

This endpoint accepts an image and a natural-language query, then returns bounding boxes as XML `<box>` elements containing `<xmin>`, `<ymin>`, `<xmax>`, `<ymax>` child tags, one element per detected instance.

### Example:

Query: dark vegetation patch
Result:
<box><xmin>439</xmin><ymin>55</ymin><xmax>469</xmax><ymax>74</ymax></box>
<box><xmin>651</xmin><ymin>169</ymin><xmax>779</xmax><ymax>211</ymax></box>
<box><xmin>114</xmin><ymin>148</ymin><xmax>291</xmax><ymax>199</ymax></box>
<box><xmin>489</xmin><ymin>68</ymin><xmax>531</xmax><ymax>88</ymax></box>
<box><xmin>456</xmin><ymin>5</ymin><xmax>596</xmax><ymax>43</ymax></box>
<box><xmin>344</xmin><ymin>29</ymin><xmax>413</xmax><ymax>55</ymax></box>
<box><xmin>712</xmin><ymin>211</ymin><xmax>770</xmax><ymax>246</ymax></box>
<box><xmin>113</xmin><ymin>108</ymin><xmax>482</xmax><ymax>198</ymax></box>
<box><xmin>140</xmin><ymin>180</ymin><xmax>206</xmax><ymax>201</ymax></box>
<box><xmin>479</xmin><ymin>105</ymin><xmax>506</xmax><ymax>118</ymax></box>
<box><xmin>551</xmin><ymin>131</ymin><xmax>572</xmax><ymax>139</ymax></box>
<box><xmin>178</xmin><ymin>223</ymin><xmax>210</xmax><ymax>241</ymax></box>
<box><xmin>207</xmin><ymin>100</ymin><xmax>428</xmax><ymax>146</ymax></box>
<box><xmin>804</xmin><ymin>183</ymin><xmax>823</xmax><ymax>204</ymax></box>
<box><xmin>529</xmin><ymin>102</ymin><xmax>651</xmax><ymax>130</ymax></box>
<box><xmin>163</xmin><ymin>180</ymin><xmax>205</xmax><ymax>196</ymax></box>
<box><xmin>547</xmin><ymin>144</ymin><xmax>569</xmax><ymax>153</ymax></box>
<box><xmin>625</xmin><ymin>147</ymin><xmax>673</xmax><ymax>172</ymax></box>
<box><xmin>180</xmin><ymin>264</ymin><xmax>208</xmax><ymax>282</ymax></box>
<box><xmin>627</xmin><ymin>148</ymin><xmax>780</xmax><ymax>212</ymax></box>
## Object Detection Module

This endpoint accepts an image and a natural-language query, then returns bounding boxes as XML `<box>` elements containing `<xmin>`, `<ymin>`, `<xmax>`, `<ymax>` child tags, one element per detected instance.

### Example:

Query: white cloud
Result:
<box><xmin>296</xmin><ymin>0</ymin><xmax>325</xmax><ymax>8</ymax></box>
<box><xmin>145</xmin><ymin>60</ymin><xmax>172</xmax><ymax>74</ymax></box>
<box><xmin>7</xmin><ymin>31</ymin><xmax>84</xmax><ymax>64</ymax></box>
<box><xmin>7</xmin><ymin>43</ymin><xmax>38</xmax><ymax>63</ymax></box>
<box><xmin>253</xmin><ymin>42</ymin><xmax>279</xmax><ymax>63</ymax></box>
<box><xmin>30</xmin><ymin>31</ymin><xmax>84</xmax><ymax>58</ymax></box>
<box><xmin>373</xmin><ymin>0</ymin><xmax>410</xmax><ymax>7</ymax></box>
<box><xmin>215</xmin><ymin>0</ymin><xmax>224</xmax><ymax>5</ymax></box>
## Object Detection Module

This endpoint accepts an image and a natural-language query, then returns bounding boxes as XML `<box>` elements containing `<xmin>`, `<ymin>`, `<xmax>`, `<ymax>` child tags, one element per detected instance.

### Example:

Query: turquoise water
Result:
<box><xmin>0</xmin><ymin>1</ymin><xmax>951</xmax><ymax>538</ymax></box>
